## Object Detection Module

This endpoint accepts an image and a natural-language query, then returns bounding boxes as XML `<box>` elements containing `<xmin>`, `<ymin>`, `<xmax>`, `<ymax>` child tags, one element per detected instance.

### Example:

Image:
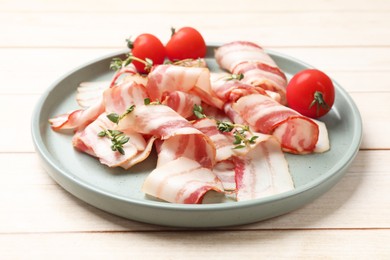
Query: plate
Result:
<box><xmin>31</xmin><ymin>45</ymin><xmax>362</xmax><ymax>227</ymax></box>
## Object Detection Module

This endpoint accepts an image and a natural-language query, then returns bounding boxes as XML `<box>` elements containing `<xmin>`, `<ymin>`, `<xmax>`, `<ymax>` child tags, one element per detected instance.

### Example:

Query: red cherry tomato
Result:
<box><xmin>165</xmin><ymin>27</ymin><xmax>207</xmax><ymax>61</ymax></box>
<box><xmin>128</xmin><ymin>33</ymin><xmax>166</xmax><ymax>73</ymax></box>
<box><xmin>286</xmin><ymin>69</ymin><xmax>335</xmax><ymax>118</ymax></box>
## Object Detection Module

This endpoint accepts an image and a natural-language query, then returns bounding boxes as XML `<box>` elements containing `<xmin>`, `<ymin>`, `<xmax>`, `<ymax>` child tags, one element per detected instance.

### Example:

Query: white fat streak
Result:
<box><xmin>213</xmin><ymin>160</ymin><xmax>236</xmax><ymax>191</ymax></box>
<box><xmin>142</xmin><ymin>157</ymin><xmax>222</xmax><ymax>203</ymax></box>
<box><xmin>313</xmin><ymin>119</ymin><xmax>330</xmax><ymax>153</ymax></box>
<box><xmin>237</xmin><ymin>138</ymin><xmax>293</xmax><ymax>201</ymax></box>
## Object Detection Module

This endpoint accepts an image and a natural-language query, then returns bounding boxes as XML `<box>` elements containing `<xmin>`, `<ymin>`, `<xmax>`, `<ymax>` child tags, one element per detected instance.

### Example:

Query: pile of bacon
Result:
<box><xmin>49</xmin><ymin>41</ymin><xmax>329</xmax><ymax>204</ymax></box>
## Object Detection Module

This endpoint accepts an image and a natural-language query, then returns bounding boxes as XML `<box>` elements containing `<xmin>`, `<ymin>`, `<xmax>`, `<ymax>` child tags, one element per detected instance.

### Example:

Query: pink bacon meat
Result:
<box><xmin>117</xmin><ymin>104</ymin><xmax>216</xmax><ymax>168</ymax></box>
<box><xmin>215</xmin><ymin>41</ymin><xmax>288</xmax><ymax>105</ymax></box>
<box><xmin>161</xmin><ymin>91</ymin><xmax>201</xmax><ymax>119</ymax></box>
<box><xmin>104</xmin><ymin>81</ymin><xmax>148</xmax><ymax>114</ymax></box>
<box><xmin>146</xmin><ymin>64</ymin><xmax>224</xmax><ymax>109</ymax></box>
<box><xmin>142</xmin><ymin>157</ymin><xmax>224</xmax><ymax>204</ymax></box>
<box><xmin>232</xmin><ymin>94</ymin><xmax>319</xmax><ymax>154</ymax></box>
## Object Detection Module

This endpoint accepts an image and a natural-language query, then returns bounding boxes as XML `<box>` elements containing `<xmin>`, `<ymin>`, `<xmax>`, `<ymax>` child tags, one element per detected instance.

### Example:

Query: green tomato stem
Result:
<box><xmin>309</xmin><ymin>91</ymin><xmax>329</xmax><ymax>117</ymax></box>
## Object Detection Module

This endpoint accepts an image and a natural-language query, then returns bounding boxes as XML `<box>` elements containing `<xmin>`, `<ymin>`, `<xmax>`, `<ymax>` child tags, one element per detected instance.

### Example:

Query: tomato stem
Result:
<box><xmin>125</xmin><ymin>37</ymin><xmax>134</xmax><ymax>49</ymax></box>
<box><xmin>170</xmin><ymin>27</ymin><xmax>176</xmax><ymax>38</ymax></box>
<box><xmin>309</xmin><ymin>91</ymin><xmax>329</xmax><ymax>117</ymax></box>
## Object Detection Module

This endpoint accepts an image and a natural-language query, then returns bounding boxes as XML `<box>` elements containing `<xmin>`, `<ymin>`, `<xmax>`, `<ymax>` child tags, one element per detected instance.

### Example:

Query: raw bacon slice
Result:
<box><xmin>72</xmin><ymin>113</ymin><xmax>149</xmax><ymax>168</ymax></box>
<box><xmin>118</xmin><ymin>104</ymin><xmax>204</xmax><ymax>140</ymax></box>
<box><xmin>76</xmin><ymin>74</ymin><xmax>147</xmax><ymax>108</ymax></box>
<box><xmin>192</xmin><ymin>118</ymin><xmax>235</xmax><ymax>162</ymax></box>
<box><xmin>233</xmin><ymin>62</ymin><xmax>287</xmax><ymax>104</ymax></box>
<box><xmin>118</xmin><ymin>104</ymin><xmax>216</xmax><ymax>168</ymax></box>
<box><xmin>214</xmin><ymin>41</ymin><xmax>288</xmax><ymax>104</ymax></box>
<box><xmin>234</xmin><ymin>137</ymin><xmax>294</xmax><ymax>201</ymax></box>
<box><xmin>232</xmin><ymin>94</ymin><xmax>320</xmax><ymax>154</ymax></box>
<box><xmin>146</xmin><ymin>64</ymin><xmax>224</xmax><ymax>109</ymax></box>
<box><xmin>162</xmin><ymin>91</ymin><xmax>201</xmax><ymax>119</ymax></box>
<box><xmin>210</xmin><ymin>73</ymin><xmax>268</xmax><ymax>103</ymax></box>
<box><xmin>49</xmin><ymin>98</ymin><xmax>105</xmax><ymax>132</ymax></box>
<box><xmin>156</xmin><ymin>134</ymin><xmax>215</xmax><ymax>169</ymax></box>
<box><xmin>49</xmin><ymin>80</ymin><xmax>147</xmax><ymax>132</ymax></box>
<box><xmin>215</xmin><ymin>41</ymin><xmax>278</xmax><ymax>72</ymax></box>
<box><xmin>104</xmin><ymin>81</ymin><xmax>148</xmax><ymax>115</ymax></box>
<box><xmin>142</xmin><ymin>157</ymin><xmax>224</xmax><ymax>204</ymax></box>
<box><xmin>76</xmin><ymin>81</ymin><xmax>110</xmax><ymax>108</ymax></box>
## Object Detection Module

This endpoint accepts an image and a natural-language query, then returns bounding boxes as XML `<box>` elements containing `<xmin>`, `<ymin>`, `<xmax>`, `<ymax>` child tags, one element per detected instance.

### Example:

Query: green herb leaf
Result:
<box><xmin>144</xmin><ymin>98</ymin><xmax>151</xmax><ymax>105</ymax></box>
<box><xmin>193</xmin><ymin>104</ymin><xmax>206</xmax><ymax>119</ymax></box>
<box><xmin>217</xmin><ymin>121</ymin><xmax>234</xmax><ymax>132</ymax></box>
<box><xmin>107</xmin><ymin>113</ymin><xmax>120</xmax><ymax>124</ymax></box>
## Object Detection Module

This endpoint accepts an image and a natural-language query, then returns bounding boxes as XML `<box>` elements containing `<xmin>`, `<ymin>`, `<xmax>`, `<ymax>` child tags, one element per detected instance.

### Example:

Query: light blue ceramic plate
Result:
<box><xmin>31</xmin><ymin>45</ymin><xmax>362</xmax><ymax>227</ymax></box>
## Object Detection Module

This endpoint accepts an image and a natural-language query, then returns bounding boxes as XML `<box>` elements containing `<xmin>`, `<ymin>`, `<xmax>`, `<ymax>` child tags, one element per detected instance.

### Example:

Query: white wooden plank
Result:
<box><xmin>1</xmin><ymin>0</ymin><xmax>389</xmax><ymax>12</ymax></box>
<box><xmin>0</xmin><ymin>48</ymin><xmax>118</xmax><ymax>94</ymax></box>
<box><xmin>1</xmin><ymin>11</ymin><xmax>389</xmax><ymax>47</ymax></box>
<box><xmin>1</xmin><ymin>230</ymin><xmax>389</xmax><ymax>259</ymax></box>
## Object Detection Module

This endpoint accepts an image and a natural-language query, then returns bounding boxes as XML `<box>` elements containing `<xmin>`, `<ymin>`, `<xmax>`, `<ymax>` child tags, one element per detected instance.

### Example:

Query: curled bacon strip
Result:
<box><xmin>142</xmin><ymin>157</ymin><xmax>224</xmax><ymax>204</ymax></box>
<box><xmin>232</xmin><ymin>94</ymin><xmax>319</xmax><ymax>154</ymax></box>
<box><xmin>215</xmin><ymin>41</ymin><xmax>287</xmax><ymax>104</ymax></box>
<box><xmin>146</xmin><ymin>64</ymin><xmax>224</xmax><ymax>109</ymax></box>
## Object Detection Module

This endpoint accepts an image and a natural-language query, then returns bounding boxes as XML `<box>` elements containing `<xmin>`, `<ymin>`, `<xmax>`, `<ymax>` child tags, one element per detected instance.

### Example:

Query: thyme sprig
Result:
<box><xmin>106</xmin><ymin>105</ymin><xmax>135</xmax><ymax>124</ymax></box>
<box><xmin>164</xmin><ymin>58</ymin><xmax>205</xmax><ymax>68</ymax></box>
<box><xmin>193</xmin><ymin>104</ymin><xmax>258</xmax><ymax>149</ymax></box>
<box><xmin>216</xmin><ymin>121</ymin><xmax>258</xmax><ymax>149</ymax></box>
<box><xmin>97</xmin><ymin>105</ymin><xmax>135</xmax><ymax>155</ymax></box>
<box><xmin>110</xmin><ymin>54</ymin><xmax>153</xmax><ymax>72</ymax></box>
<box><xmin>98</xmin><ymin>129</ymin><xmax>129</xmax><ymax>155</ymax></box>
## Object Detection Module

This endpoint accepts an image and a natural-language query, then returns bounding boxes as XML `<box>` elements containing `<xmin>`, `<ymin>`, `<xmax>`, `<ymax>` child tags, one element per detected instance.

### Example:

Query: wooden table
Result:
<box><xmin>1</xmin><ymin>0</ymin><xmax>389</xmax><ymax>258</ymax></box>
